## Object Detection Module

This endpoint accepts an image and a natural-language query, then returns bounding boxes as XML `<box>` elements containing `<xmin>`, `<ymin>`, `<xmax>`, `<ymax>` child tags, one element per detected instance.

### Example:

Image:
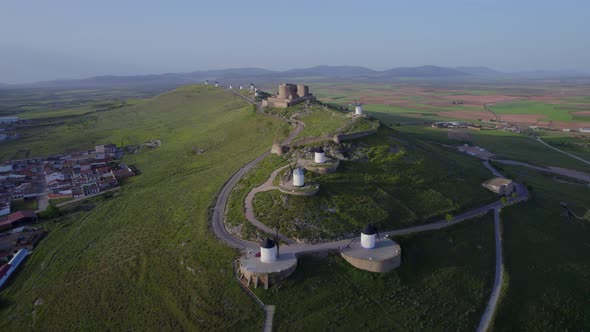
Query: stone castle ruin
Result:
<box><xmin>262</xmin><ymin>83</ymin><xmax>315</xmax><ymax>108</ymax></box>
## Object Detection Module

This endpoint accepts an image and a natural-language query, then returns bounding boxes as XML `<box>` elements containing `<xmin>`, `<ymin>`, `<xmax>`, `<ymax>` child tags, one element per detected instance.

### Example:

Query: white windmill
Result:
<box><xmin>354</xmin><ymin>100</ymin><xmax>363</xmax><ymax>115</ymax></box>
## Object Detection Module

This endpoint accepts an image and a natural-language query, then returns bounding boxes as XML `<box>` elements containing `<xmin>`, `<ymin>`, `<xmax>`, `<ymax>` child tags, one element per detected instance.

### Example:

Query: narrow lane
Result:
<box><xmin>533</xmin><ymin>136</ymin><xmax>590</xmax><ymax>166</ymax></box>
<box><xmin>477</xmin><ymin>207</ymin><xmax>504</xmax><ymax>332</ymax></box>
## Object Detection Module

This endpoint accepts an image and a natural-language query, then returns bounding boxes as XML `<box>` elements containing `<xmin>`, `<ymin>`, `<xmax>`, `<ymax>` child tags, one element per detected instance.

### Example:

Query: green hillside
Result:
<box><xmin>0</xmin><ymin>85</ymin><xmax>289</xmax><ymax>330</ymax></box>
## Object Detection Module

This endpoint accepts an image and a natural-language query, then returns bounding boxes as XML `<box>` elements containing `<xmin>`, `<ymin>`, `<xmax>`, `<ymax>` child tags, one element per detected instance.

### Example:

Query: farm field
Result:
<box><xmin>0</xmin><ymin>88</ymin><xmax>153</xmax><ymax>120</ymax></box>
<box><xmin>491</xmin><ymin>164</ymin><xmax>590</xmax><ymax>330</ymax></box>
<box><xmin>0</xmin><ymin>85</ymin><xmax>289</xmax><ymax>330</ymax></box>
<box><xmin>310</xmin><ymin>82</ymin><xmax>590</xmax><ymax>130</ymax></box>
<box><xmin>256</xmin><ymin>214</ymin><xmax>495</xmax><ymax>331</ymax></box>
<box><xmin>386</xmin><ymin>125</ymin><xmax>590</xmax><ymax>172</ymax></box>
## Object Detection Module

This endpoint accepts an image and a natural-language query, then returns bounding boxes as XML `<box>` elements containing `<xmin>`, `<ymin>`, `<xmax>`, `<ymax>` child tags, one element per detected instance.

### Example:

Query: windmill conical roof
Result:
<box><xmin>362</xmin><ymin>224</ymin><xmax>377</xmax><ymax>235</ymax></box>
<box><xmin>260</xmin><ymin>238</ymin><xmax>276</xmax><ymax>249</ymax></box>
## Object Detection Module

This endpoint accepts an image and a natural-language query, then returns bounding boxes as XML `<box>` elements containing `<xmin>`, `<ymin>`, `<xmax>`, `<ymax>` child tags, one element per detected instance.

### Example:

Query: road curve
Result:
<box><xmin>210</xmin><ymin>91</ymin><xmax>304</xmax><ymax>249</ymax></box>
<box><xmin>244</xmin><ymin>165</ymin><xmax>295</xmax><ymax>244</ymax></box>
<box><xmin>476</xmin><ymin>207</ymin><xmax>504</xmax><ymax>332</ymax></box>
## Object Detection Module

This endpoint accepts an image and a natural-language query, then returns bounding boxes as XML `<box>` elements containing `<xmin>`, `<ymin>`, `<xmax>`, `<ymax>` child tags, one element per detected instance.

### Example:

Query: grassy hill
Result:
<box><xmin>492</xmin><ymin>164</ymin><xmax>590</xmax><ymax>330</ymax></box>
<box><xmin>256</xmin><ymin>214</ymin><xmax>495</xmax><ymax>330</ymax></box>
<box><xmin>0</xmin><ymin>85</ymin><xmax>289</xmax><ymax>330</ymax></box>
<box><xmin>249</xmin><ymin>127</ymin><xmax>496</xmax><ymax>242</ymax></box>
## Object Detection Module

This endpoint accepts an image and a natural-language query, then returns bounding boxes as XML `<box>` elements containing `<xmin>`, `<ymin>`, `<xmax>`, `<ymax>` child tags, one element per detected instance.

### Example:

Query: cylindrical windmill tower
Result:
<box><xmin>361</xmin><ymin>224</ymin><xmax>376</xmax><ymax>249</ymax></box>
<box><xmin>314</xmin><ymin>147</ymin><xmax>326</xmax><ymax>163</ymax></box>
<box><xmin>205</xmin><ymin>80</ymin><xmax>209</xmax><ymax>85</ymax></box>
<box><xmin>292</xmin><ymin>168</ymin><xmax>304</xmax><ymax>187</ymax></box>
<box><xmin>250</xmin><ymin>83</ymin><xmax>255</xmax><ymax>91</ymax></box>
<box><xmin>260</xmin><ymin>238</ymin><xmax>278</xmax><ymax>263</ymax></box>
<box><xmin>355</xmin><ymin>101</ymin><xmax>363</xmax><ymax>115</ymax></box>
<box><xmin>239</xmin><ymin>85</ymin><xmax>243</xmax><ymax>90</ymax></box>
<box><xmin>215</xmin><ymin>81</ymin><xmax>219</xmax><ymax>87</ymax></box>
<box><xmin>229</xmin><ymin>84</ymin><xmax>233</xmax><ymax>89</ymax></box>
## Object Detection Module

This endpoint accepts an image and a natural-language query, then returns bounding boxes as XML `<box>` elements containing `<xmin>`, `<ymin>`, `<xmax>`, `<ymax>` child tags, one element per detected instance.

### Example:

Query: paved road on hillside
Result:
<box><xmin>212</xmin><ymin>91</ymin><xmax>530</xmax><ymax>254</ymax></box>
<box><xmin>477</xmin><ymin>207</ymin><xmax>504</xmax><ymax>332</ymax></box>
<box><xmin>483</xmin><ymin>160</ymin><xmax>505</xmax><ymax>178</ymax></box>
<box><xmin>237</xmin><ymin>157</ymin><xmax>527</xmax><ymax>256</ymax></box>
<box><xmin>210</xmin><ymin>92</ymin><xmax>304</xmax><ymax>250</ymax></box>
<box><xmin>533</xmin><ymin>136</ymin><xmax>590</xmax><ymax>166</ymax></box>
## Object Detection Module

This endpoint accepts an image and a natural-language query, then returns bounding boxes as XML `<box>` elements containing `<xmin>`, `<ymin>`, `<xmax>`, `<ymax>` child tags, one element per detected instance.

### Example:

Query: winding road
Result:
<box><xmin>213</xmin><ymin>88</ymin><xmax>528</xmax><ymax>331</ymax></box>
<box><xmin>477</xmin><ymin>207</ymin><xmax>504</xmax><ymax>332</ymax></box>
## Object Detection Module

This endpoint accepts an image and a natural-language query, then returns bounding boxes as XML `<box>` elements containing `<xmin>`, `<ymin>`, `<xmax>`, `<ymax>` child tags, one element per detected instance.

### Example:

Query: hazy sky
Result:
<box><xmin>1</xmin><ymin>0</ymin><xmax>589</xmax><ymax>83</ymax></box>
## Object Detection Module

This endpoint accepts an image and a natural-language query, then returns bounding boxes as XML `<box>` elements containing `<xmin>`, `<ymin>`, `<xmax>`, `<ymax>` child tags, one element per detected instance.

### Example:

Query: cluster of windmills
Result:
<box><xmin>239</xmin><ymin>222</ymin><xmax>401</xmax><ymax>289</ymax></box>
<box><xmin>205</xmin><ymin>80</ymin><xmax>257</xmax><ymax>92</ymax></box>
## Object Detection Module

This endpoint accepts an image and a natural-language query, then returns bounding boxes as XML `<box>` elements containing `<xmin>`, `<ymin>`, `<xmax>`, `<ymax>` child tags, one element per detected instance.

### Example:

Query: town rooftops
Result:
<box><xmin>7</xmin><ymin>210</ymin><xmax>37</xmax><ymax>223</ymax></box>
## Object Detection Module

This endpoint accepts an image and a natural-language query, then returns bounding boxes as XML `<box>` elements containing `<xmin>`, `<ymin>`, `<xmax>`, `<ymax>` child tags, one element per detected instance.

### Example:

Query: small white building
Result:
<box><xmin>214</xmin><ymin>82</ymin><xmax>219</xmax><ymax>87</ymax></box>
<box><xmin>229</xmin><ymin>84</ymin><xmax>233</xmax><ymax>89</ymax></box>
<box><xmin>250</xmin><ymin>83</ymin><xmax>255</xmax><ymax>91</ymax></box>
<box><xmin>580</xmin><ymin>128</ymin><xmax>590</xmax><ymax>133</ymax></box>
<box><xmin>239</xmin><ymin>85</ymin><xmax>243</xmax><ymax>90</ymax></box>
<box><xmin>260</xmin><ymin>238</ymin><xmax>277</xmax><ymax>263</ymax></box>
<box><xmin>482</xmin><ymin>177</ymin><xmax>515</xmax><ymax>196</ymax></box>
<box><xmin>205</xmin><ymin>80</ymin><xmax>209</xmax><ymax>85</ymax></box>
<box><xmin>292</xmin><ymin>168</ymin><xmax>304</xmax><ymax>187</ymax></box>
<box><xmin>361</xmin><ymin>224</ymin><xmax>376</xmax><ymax>249</ymax></box>
<box><xmin>314</xmin><ymin>147</ymin><xmax>326</xmax><ymax>164</ymax></box>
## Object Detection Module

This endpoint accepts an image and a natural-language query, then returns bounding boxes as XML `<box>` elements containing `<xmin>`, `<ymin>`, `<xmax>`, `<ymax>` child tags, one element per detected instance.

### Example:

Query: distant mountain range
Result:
<box><xmin>2</xmin><ymin>65</ymin><xmax>588</xmax><ymax>90</ymax></box>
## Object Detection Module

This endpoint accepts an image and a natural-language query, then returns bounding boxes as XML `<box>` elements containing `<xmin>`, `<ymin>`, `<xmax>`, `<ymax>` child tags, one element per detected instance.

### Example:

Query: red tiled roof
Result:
<box><xmin>7</xmin><ymin>210</ymin><xmax>37</xmax><ymax>223</ymax></box>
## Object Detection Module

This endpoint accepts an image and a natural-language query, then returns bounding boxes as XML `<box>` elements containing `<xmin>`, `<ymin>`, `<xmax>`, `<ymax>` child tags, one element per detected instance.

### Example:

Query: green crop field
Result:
<box><xmin>0</xmin><ymin>88</ymin><xmax>152</xmax><ymax>120</ymax></box>
<box><xmin>490</xmin><ymin>100</ymin><xmax>583</xmax><ymax>122</ymax></box>
<box><xmin>491</xmin><ymin>164</ymin><xmax>590</xmax><ymax>330</ymax></box>
<box><xmin>389</xmin><ymin>125</ymin><xmax>590</xmax><ymax>172</ymax></box>
<box><xmin>256</xmin><ymin>214</ymin><xmax>495</xmax><ymax>330</ymax></box>
<box><xmin>0</xmin><ymin>85</ymin><xmax>290</xmax><ymax>330</ymax></box>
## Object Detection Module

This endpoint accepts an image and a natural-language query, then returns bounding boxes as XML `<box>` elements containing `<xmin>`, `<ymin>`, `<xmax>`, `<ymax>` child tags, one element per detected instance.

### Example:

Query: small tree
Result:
<box><xmin>445</xmin><ymin>213</ymin><xmax>453</xmax><ymax>222</ymax></box>
<box><xmin>39</xmin><ymin>204</ymin><xmax>61</xmax><ymax>219</ymax></box>
<box><xmin>501</xmin><ymin>197</ymin><xmax>508</xmax><ymax>205</ymax></box>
